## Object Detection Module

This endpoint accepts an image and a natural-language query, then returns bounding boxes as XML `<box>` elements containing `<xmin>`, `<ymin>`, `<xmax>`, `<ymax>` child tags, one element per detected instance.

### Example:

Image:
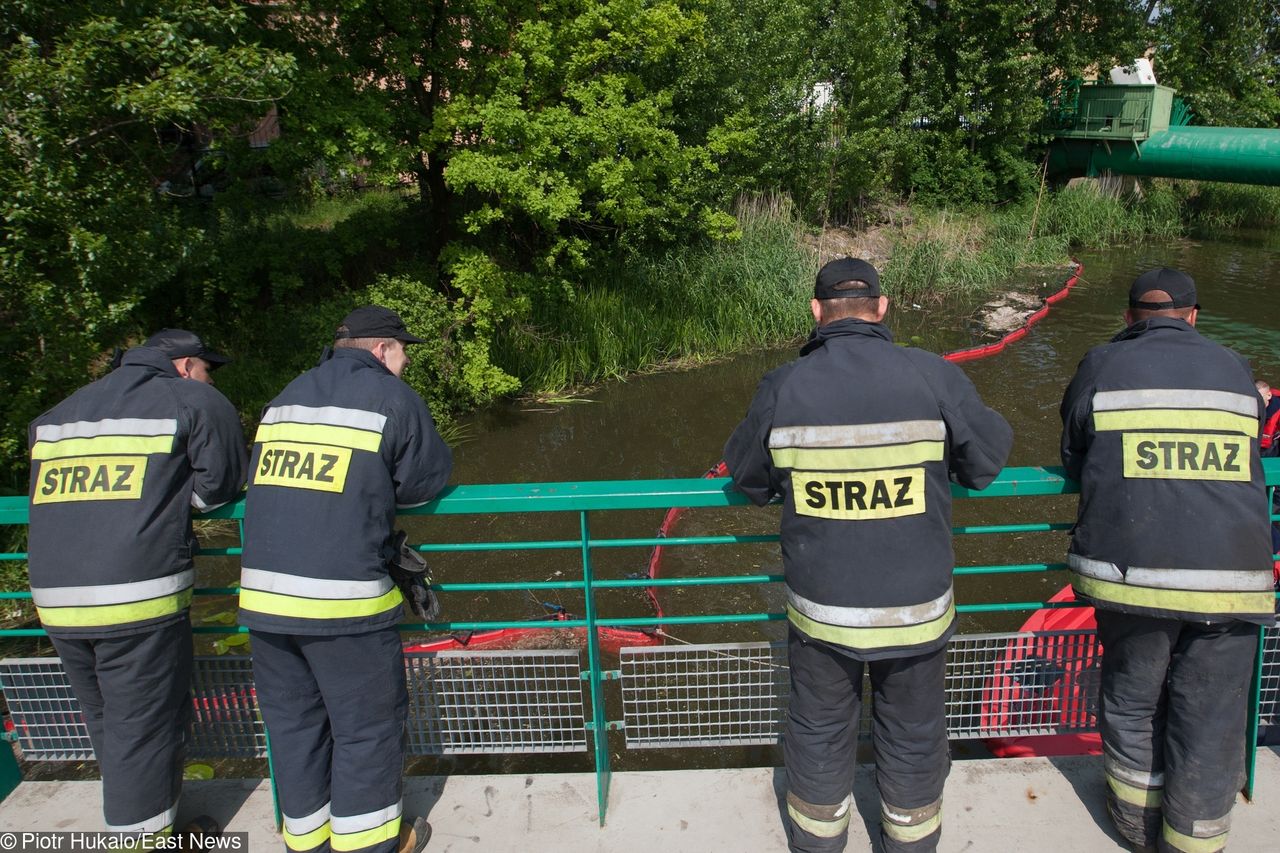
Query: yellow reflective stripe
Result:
<box><xmin>787</xmin><ymin>803</ymin><xmax>850</xmax><ymax>839</ymax></box>
<box><xmin>284</xmin><ymin>822</ymin><xmax>331</xmax><ymax>852</ymax></box>
<box><xmin>255</xmin><ymin>422</ymin><xmax>381</xmax><ymax>453</ymax></box>
<box><xmin>31</xmin><ymin>435</ymin><xmax>174</xmax><ymax>460</ymax></box>
<box><xmin>1073</xmin><ymin>574</ymin><xmax>1274</xmax><ymax>616</ymax></box>
<box><xmin>771</xmin><ymin>441</ymin><xmax>944</xmax><ymax>471</ymax></box>
<box><xmin>238</xmin><ymin>587</ymin><xmax>404</xmax><ymax>620</ymax></box>
<box><xmin>1107</xmin><ymin>775</ymin><xmax>1163</xmax><ymax>808</ymax></box>
<box><xmin>787</xmin><ymin>602</ymin><xmax>955</xmax><ymax>649</ymax></box>
<box><xmin>36</xmin><ymin>590</ymin><xmax>192</xmax><ymax>628</ymax></box>
<box><xmin>882</xmin><ymin>811</ymin><xmax>942</xmax><ymax>843</ymax></box>
<box><xmin>1162</xmin><ymin>820</ymin><xmax>1227</xmax><ymax>853</ymax></box>
<box><xmin>1093</xmin><ymin>409</ymin><xmax>1258</xmax><ymax>437</ymax></box>
<box><xmin>330</xmin><ymin>815</ymin><xmax>401</xmax><ymax>852</ymax></box>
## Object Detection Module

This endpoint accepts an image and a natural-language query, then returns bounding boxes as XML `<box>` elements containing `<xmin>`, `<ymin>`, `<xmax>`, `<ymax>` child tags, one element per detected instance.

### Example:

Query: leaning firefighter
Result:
<box><xmin>239</xmin><ymin>306</ymin><xmax>452</xmax><ymax>853</ymax></box>
<box><xmin>724</xmin><ymin>258</ymin><xmax>1013</xmax><ymax>852</ymax></box>
<box><xmin>27</xmin><ymin>329</ymin><xmax>247</xmax><ymax>837</ymax></box>
<box><xmin>1061</xmin><ymin>268</ymin><xmax>1275</xmax><ymax>853</ymax></box>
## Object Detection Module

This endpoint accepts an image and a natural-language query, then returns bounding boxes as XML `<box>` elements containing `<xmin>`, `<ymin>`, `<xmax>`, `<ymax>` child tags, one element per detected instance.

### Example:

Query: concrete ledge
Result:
<box><xmin>2</xmin><ymin>750</ymin><xmax>1279</xmax><ymax>851</ymax></box>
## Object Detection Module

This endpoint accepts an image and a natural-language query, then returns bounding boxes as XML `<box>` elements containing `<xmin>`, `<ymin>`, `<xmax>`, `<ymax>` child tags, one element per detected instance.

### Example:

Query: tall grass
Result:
<box><xmin>493</xmin><ymin>196</ymin><xmax>817</xmax><ymax>394</ymax></box>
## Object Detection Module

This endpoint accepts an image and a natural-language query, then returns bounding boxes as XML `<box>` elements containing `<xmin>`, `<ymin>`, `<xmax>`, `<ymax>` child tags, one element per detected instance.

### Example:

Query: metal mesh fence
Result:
<box><xmin>189</xmin><ymin>656</ymin><xmax>265</xmax><ymax>758</ymax></box>
<box><xmin>946</xmin><ymin>631</ymin><xmax>1101</xmax><ymax>740</ymax></box>
<box><xmin>0</xmin><ymin>658</ymin><xmax>94</xmax><ymax>761</ymax></box>
<box><xmin>620</xmin><ymin>642</ymin><xmax>789</xmax><ymax>748</ymax></box>
<box><xmin>1258</xmin><ymin>626</ymin><xmax>1280</xmax><ymax>737</ymax></box>
<box><xmin>404</xmin><ymin>650</ymin><xmax>587</xmax><ymax>754</ymax></box>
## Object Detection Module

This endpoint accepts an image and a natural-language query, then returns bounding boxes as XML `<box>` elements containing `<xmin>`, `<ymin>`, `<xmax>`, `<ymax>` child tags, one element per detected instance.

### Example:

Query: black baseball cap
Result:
<box><xmin>1128</xmin><ymin>268</ymin><xmax>1198</xmax><ymax>310</ymax></box>
<box><xmin>815</xmin><ymin>258</ymin><xmax>881</xmax><ymax>300</ymax></box>
<box><xmin>143</xmin><ymin>329</ymin><xmax>230</xmax><ymax>369</ymax></box>
<box><xmin>335</xmin><ymin>305</ymin><xmax>425</xmax><ymax>344</ymax></box>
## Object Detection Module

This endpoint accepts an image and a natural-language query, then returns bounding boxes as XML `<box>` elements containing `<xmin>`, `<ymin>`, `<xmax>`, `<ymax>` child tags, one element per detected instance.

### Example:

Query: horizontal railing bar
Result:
<box><xmin>952</xmin><ymin>523</ymin><xmax>1073</xmax><ymax>534</ymax></box>
<box><xmin>953</xmin><ymin>563</ymin><xmax>1068</xmax><ymax>575</ymax></box>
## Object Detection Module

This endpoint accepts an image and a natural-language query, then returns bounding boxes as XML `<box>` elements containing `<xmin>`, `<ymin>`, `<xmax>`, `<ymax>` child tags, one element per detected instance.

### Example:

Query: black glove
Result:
<box><xmin>389</xmin><ymin>530</ymin><xmax>440</xmax><ymax>621</ymax></box>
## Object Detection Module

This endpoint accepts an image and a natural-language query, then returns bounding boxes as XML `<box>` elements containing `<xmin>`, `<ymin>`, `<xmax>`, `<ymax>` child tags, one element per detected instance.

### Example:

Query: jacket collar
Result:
<box><xmin>800</xmin><ymin>318</ymin><xmax>894</xmax><ymax>356</ymax></box>
<box><xmin>1110</xmin><ymin>316</ymin><xmax>1196</xmax><ymax>344</ymax></box>
<box><xmin>119</xmin><ymin>346</ymin><xmax>180</xmax><ymax>376</ymax></box>
<box><xmin>331</xmin><ymin>345</ymin><xmax>392</xmax><ymax>375</ymax></box>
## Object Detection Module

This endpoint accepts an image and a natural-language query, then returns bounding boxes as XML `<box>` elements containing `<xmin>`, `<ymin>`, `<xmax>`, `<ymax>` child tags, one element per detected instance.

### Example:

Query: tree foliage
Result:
<box><xmin>0</xmin><ymin>1</ymin><xmax>293</xmax><ymax>487</ymax></box>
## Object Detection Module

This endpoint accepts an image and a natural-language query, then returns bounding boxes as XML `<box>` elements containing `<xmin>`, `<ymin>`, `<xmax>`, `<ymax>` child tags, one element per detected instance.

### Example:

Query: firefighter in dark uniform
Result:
<box><xmin>1060</xmin><ymin>268</ymin><xmax>1275</xmax><ymax>853</ymax></box>
<box><xmin>725</xmin><ymin>259</ymin><xmax>1012</xmax><ymax>853</ymax></box>
<box><xmin>239</xmin><ymin>306</ymin><xmax>452</xmax><ymax>853</ymax></box>
<box><xmin>27</xmin><ymin>329</ymin><xmax>247</xmax><ymax>835</ymax></box>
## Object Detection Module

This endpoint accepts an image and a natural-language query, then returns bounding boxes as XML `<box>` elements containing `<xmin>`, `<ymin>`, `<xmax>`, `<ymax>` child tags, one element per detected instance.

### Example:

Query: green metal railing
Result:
<box><xmin>1</xmin><ymin>461</ymin><xmax>1278</xmax><ymax>822</ymax></box>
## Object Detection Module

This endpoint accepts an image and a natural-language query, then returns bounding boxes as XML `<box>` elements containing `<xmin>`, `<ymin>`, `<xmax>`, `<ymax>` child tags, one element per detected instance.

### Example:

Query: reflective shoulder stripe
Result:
<box><xmin>770</xmin><ymin>440</ymin><xmax>944</xmax><ymax>471</ymax></box>
<box><xmin>35</xmin><ymin>418</ymin><xmax>177</xmax><ymax>442</ymax></box>
<box><xmin>240</xmin><ymin>568</ymin><xmax>394</xmax><ymax>600</ymax></box>
<box><xmin>787</xmin><ymin>601</ymin><xmax>955</xmax><ymax>650</ymax></box>
<box><xmin>238</xmin><ymin>587</ymin><xmax>403</xmax><ymax>621</ymax></box>
<box><xmin>262</xmin><ymin>405</ymin><xmax>387</xmax><ymax>433</ymax></box>
<box><xmin>1093</xmin><ymin>409</ymin><xmax>1258</xmax><ymax>437</ymax></box>
<box><xmin>1162</xmin><ymin>819</ymin><xmax>1229</xmax><ymax>853</ymax></box>
<box><xmin>788</xmin><ymin>586</ymin><xmax>952</xmax><ymax>628</ymax></box>
<box><xmin>31</xmin><ymin>569</ymin><xmax>195</xmax><ymax>608</ymax></box>
<box><xmin>786</xmin><ymin>794</ymin><xmax>851</xmax><ymax>839</ymax></box>
<box><xmin>330</xmin><ymin>801</ymin><xmax>402</xmax><ymax>852</ymax></box>
<box><xmin>1071</xmin><ymin>573</ymin><xmax>1274</xmax><ymax>617</ymax></box>
<box><xmin>32</xmin><ymin>434</ymin><xmax>174</xmax><ymax>460</ymax></box>
<box><xmin>769</xmin><ymin>420</ymin><xmax>946</xmax><ymax>449</ymax></box>
<box><xmin>36</xmin><ymin>591</ymin><xmax>192</xmax><ymax>628</ymax></box>
<box><xmin>1093</xmin><ymin>389</ymin><xmax>1259</xmax><ymax>417</ymax></box>
<box><xmin>255</xmin><ymin>422</ymin><xmax>381</xmax><ymax>453</ymax></box>
<box><xmin>104</xmin><ymin>801</ymin><xmax>178</xmax><ymax>834</ymax></box>
<box><xmin>284</xmin><ymin>803</ymin><xmax>332</xmax><ymax>852</ymax></box>
<box><xmin>1068</xmin><ymin>555</ymin><xmax>1274</xmax><ymax>592</ymax></box>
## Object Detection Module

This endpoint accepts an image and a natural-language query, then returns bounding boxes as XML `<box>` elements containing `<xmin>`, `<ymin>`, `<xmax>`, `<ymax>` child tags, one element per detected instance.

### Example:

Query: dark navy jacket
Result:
<box><xmin>1061</xmin><ymin>317</ymin><xmax>1274</xmax><ymax>625</ymax></box>
<box><xmin>28</xmin><ymin>346</ymin><xmax>247</xmax><ymax>638</ymax></box>
<box><xmin>725</xmin><ymin>319</ymin><xmax>1012</xmax><ymax>660</ymax></box>
<box><xmin>239</xmin><ymin>348</ymin><xmax>452</xmax><ymax>635</ymax></box>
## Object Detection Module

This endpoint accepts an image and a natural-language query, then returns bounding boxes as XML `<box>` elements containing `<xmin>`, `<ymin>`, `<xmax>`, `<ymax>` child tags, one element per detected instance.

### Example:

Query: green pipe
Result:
<box><xmin>1052</xmin><ymin>125</ymin><xmax>1280</xmax><ymax>186</ymax></box>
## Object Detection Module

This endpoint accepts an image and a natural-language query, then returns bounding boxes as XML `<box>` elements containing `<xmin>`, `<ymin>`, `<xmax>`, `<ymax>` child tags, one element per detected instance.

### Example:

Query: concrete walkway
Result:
<box><xmin>3</xmin><ymin>750</ymin><xmax>1280</xmax><ymax>852</ymax></box>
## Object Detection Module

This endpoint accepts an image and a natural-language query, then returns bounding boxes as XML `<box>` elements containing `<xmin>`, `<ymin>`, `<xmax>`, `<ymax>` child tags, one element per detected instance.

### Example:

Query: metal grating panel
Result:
<box><xmin>0</xmin><ymin>656</ymin><xmax>266</xmax><ymax>761</ymax></box>
<box><xmin>947</xmin><ymin>630</ymin><xmax>1101</xmax><ymax>739</ymax></box>
<box><xmin>189</xmin><ymin>656</ymin><xmax>265</xmax><ymax>758</ymax></box>
<box><xmin>0</xmin><ymin>658</ymin><xmax>94</xmax><ymax>760</ymax></box>
<box><xmin>620</xmin><ymin>642</ymin><xmax>789</xmax><ymax>748</ymax></box>
<box><xmin>404</xmin><ymin>650</ymin><xmax>587</xmax><ymax>754</ymax></box>
<box><xmin>1258</xmin><ymin>626</ymin><xmax>1280</xmax><ymax>734</ymax></box>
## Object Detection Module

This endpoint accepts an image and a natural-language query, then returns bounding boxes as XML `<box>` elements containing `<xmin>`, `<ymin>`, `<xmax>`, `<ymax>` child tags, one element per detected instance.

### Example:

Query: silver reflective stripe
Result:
<box><xmin>331</xmin><ymin>800</ymin><xmax>402</xmax><ymax>834</ymax></box>
<box><xmin>1105</xmin><ymin>751</ymin><xmax>1164</xmax><ymax>789</ymax></box>
<box><xmin>1190</xmin><ymin>814</ymin><xmax>1232</xmax><ymax>837</ymax></box>
<box><xmin>1093</xmin><ymin>389</ymin><xmax>1258</xmax><ymax>417</ymax></box>
<box><xmin>262</xmin><ymin>405</ymin><xmax>387</xmax><ymax>434</ymax></box>
<box><xmin>787</xmin><ymin>585</ymin><xmax>953</xmax><ymax>628</ymax></box>
<box><xmin>1069</xmin><ymin>555</ymin><xmax>1272</xmax><ymax>592</ymax></box>
<box><xmin>240</xmin><ymin>568</ymin><xmax>394</xmax><ymax>600</ymax></box>
<box><xmin>30</xmin><ymin>569</ymin><xmax>195</xmax><ymax>608</ymax></box>
<box><xmin>769</xmin><ymin>420</ymin><xmax>946</xmax><ymax>449</ymax></box>
<box><xmin>35</xmin><ymin>418</ymin><xmax>177</xmax><ymax>442</ymax></box>
<box><xmin>191</xmin><ymin>492</ymin><xmax>230</xmax><ymax>512</ymax></box>
<box><xmin>106</xmin><ymin>801</ymin><xmax>178</xmax><ymax>834</ymax></box>
<box><xmin>285</xmin><ymin>803</ymin><xmax>332</xmax><ymax>835</ymax></box>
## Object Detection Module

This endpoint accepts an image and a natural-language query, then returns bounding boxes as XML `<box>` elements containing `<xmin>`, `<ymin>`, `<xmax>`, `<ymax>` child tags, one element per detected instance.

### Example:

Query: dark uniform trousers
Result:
<box><xmin>52</xmin><ymin>618</ymin><xmax>193</xmax><ymax>833</ymax></box>
<box><xmin>784</xmin><ymin>629</ymin><xmax>948</xmax><ymax>853</ymax></box>
<box><xmin>251</xmin><ymin>627</ymin><xmax>408</xmax><ymax>853</ymax></box>
<box><xmin>1095</xmin><ymin>611</ymin><xmax>1257</xmax><ymax>853</ymax></box>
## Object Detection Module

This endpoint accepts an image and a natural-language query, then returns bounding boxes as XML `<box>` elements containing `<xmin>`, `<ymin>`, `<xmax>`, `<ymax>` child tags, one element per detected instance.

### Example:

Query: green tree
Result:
<box><xmin>0</xmin><ymin>1</ymin><xmax>293</xmax><ymax>488</ymax></box>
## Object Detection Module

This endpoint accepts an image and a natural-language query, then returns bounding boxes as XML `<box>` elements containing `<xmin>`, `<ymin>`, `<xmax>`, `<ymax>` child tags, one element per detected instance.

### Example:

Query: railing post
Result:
<box><xmin>1245</xmin><ymin>625</ymin><xmax>1265</xmax><ymax>801</ymax></box>
<box><xmin>0</xmin><ymin>737</ymin><xmax>21</xmax><ymax>803</ymax></box>
<box><xmin>580</xmin><ymin>510</ymin><xmax>611</xmax><ymax>825</ymax></box>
